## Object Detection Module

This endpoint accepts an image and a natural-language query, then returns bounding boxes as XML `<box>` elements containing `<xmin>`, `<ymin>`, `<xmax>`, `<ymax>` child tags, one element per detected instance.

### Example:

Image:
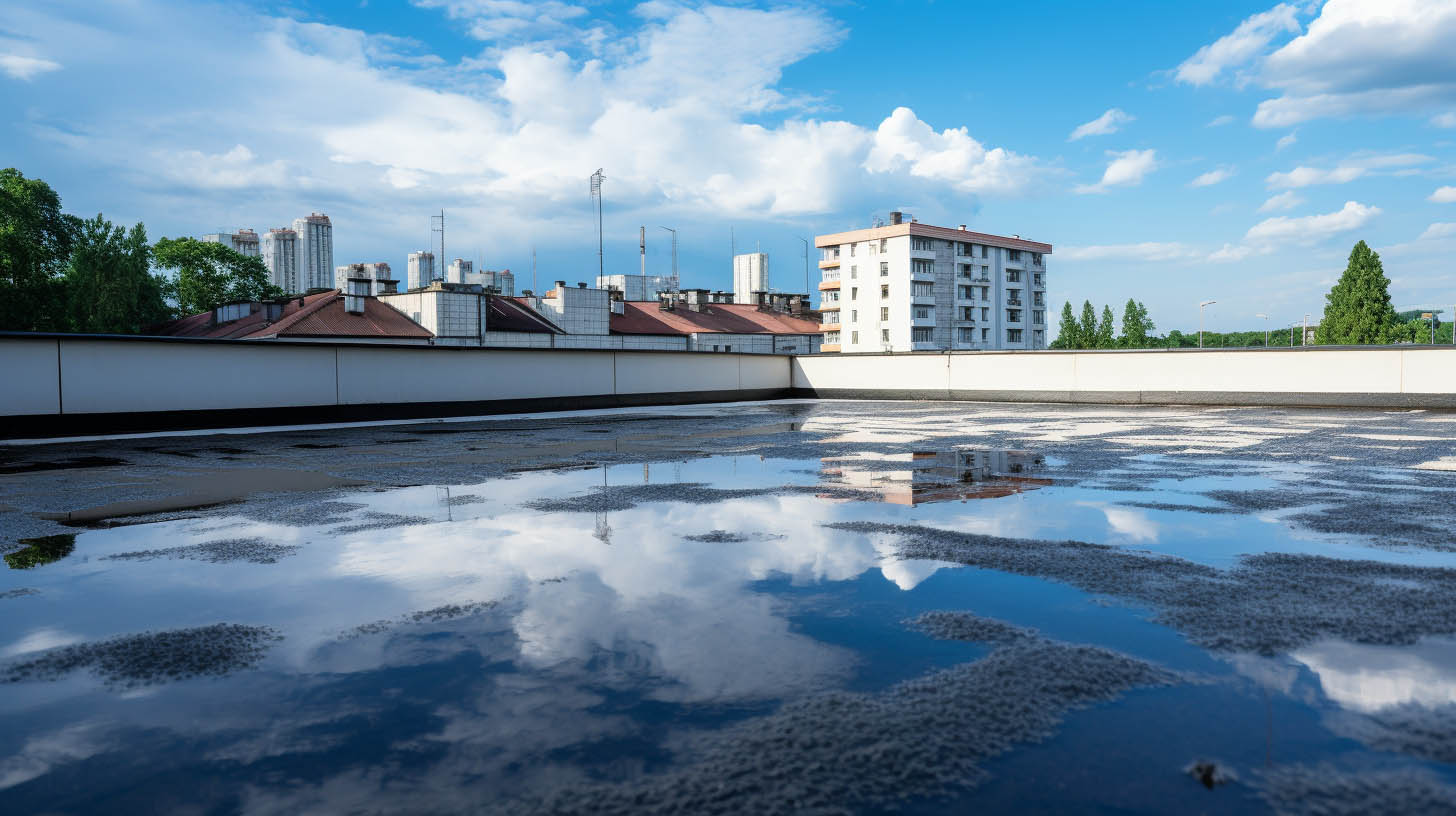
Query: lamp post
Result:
<box><xmin>1303</xmin><ymin>313</ymin><xmax>1311</xmax><ymax>346</ymax></box>
<box><xmin>1289</xmin><ymin>321</ymin><xmax>1298</xmax><ymax>347</ymax></box>
<box><xmin>1199</xmin><ymin>300</ymin><xmax>1217</xmax><ymax>348</ymax></box>
<box><xmin>1256</xmin><ymin>313</ymin><xmax>1269</xmax><ymax>347</ymax></box>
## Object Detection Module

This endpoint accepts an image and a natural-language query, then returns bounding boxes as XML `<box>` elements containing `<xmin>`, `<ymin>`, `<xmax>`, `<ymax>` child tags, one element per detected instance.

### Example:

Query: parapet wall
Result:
<box><xmin>791</xmin><ymin>347</ymin><xmax>1456</xmax><ymax>408</ymax></box>
<box><xmin>0</xmin><ymin>335</ymin><xmax>791</xmax><ymax>439</ymax></box>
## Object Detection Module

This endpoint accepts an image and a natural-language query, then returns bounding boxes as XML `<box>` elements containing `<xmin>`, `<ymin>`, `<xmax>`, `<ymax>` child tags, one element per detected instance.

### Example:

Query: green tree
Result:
<box><xmin>154</xmin><ymin>237</ymin><xmax>282</xmax><ymax>315</ymax></box>
<box><xmin>1118</xmin><ymin>299</ymin><xmax>1156</xmax><ymax>348</ymax></box>
<box><xmin>1078</xmin><ymin>300</ymin><xmax>1097</xmax><ymax>350</ymax></box>
<box><xmin>0</xmin><ymin>168</ymin><xmax>80</xmax><ymax>331</ymax></box>
<box><xmin>1315</xmin><ymin>240</ymin><xmax>1401</xmax><ymax>345</ymax></box>
<box><xmin>64</xmin><ymin>215</ymin><xmax>173</xmax><ymax>333</ymax></box>
<box><xmin>1095</xmin><ymin>304</ymin><xmax>1116</xmax><ymax>348</ymax></box>
<box><xmin>1052</xmin><ymin>301</ymin><xmax>1078</xmax><ymax>349</ymax></box>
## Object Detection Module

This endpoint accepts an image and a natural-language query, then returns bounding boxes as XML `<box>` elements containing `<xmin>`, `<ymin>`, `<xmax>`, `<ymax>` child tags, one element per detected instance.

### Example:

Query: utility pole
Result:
<box><xmin>1199</xmin><ymin>300</ymin><xmax>1216</xmax><ymax>348</ymax></box>
<box><xmin>1303</xmin><ymin>313</ymin><xmax>1311</xmax><ymax>346</ymax></box>
<box><xmin>639</xmin><ymin>226</ymin><xmax>646</xmax><ymax>278</ymax></box>
<box><xmin>1256</xmin><ymin>313</ymin><xmax>1269</xmax><ymax>347</ymax></box>
<box><xmin>590</xmin><ymin>169</ymin><xmax>605</xmax><ymax>283</ymax></box>
<box><xmin>798</xmin><ymin>237</ymin><xmax>810</xmax><ymax>297</ymax></box>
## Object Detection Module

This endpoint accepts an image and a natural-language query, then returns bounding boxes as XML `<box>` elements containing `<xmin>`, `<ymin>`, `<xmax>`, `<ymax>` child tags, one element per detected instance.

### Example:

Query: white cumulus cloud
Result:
<box><xmin>1174</xmin><ymin>3</ymin><xmax>1301</xmax><ymax>86</ymax></box>
<box><xmin>1068</xmin><ymin>108</ymin><xmax>1133</xmax><ymax>141</ymax></box>
<box><xmin>0</xmin><ymin>53</ymin><xmax>61</xmax><ymax>80</ymax></box>
<box><xmin>1434</xmin><ymin>112</ymin><xmax>1456</xmax><ymax>128</ymax></box>
<box><xmin>1074</xmin><ymin>149</ymin><xmax>1158</xmax><ymax>194</ymax></box>
<box><xmin>1245</xmin><ymin>200</ymin><xmax>1381</xmax><ymax>244</ymax></box>
<box><xmin>1258</xmin><ymin>191</ymin><xmax>1305</xmax><ymax>212</ymax></box>
<box><xmin>1057</xmin><ymin>242</ymin><xmax>1201</xmax><ymax>262</ymax></box>
<box><xmin>1190</xmin><ymin>168</ymin><xmax>1233</xmax><ymax>187</ymax></box>
<box><xmin>1419</xmin><ymin>222</ymin><xmax>1456</xmax><ymax>240</ymax></box>
<box><xmin>1206</xmin><ymin>114</ymin><xmax>1236</xmax><ymax>127</ymax></box>
<box><xmin>1265</xmin><ymin>152</ymin><xmax>1431</xmax><ymax>188</ymax></box>
<box><xmin>1431</xmin><ymin>186</ymin><xmax>1456</xmax><ymax>203</ymax></box>
<box><xmin>1276</xmin><ymin>131</ymin><xmax>1297</xmax><ymax>150</ymax></box>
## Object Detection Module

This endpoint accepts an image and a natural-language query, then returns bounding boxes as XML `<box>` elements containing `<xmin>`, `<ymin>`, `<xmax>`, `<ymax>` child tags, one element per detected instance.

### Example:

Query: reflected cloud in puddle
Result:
<box><xmin>1293</xmin><ymin>638</ymin><xmax>1456</xmax><ymax>712</ymax></box>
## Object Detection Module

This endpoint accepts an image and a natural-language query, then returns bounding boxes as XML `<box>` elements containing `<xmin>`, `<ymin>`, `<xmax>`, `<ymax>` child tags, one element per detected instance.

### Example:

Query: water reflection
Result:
<box><xmin>1294</xmin><ymin>638</ymin><xmax>1456</xmax><ymax>712</ymax></box>
<box><xmin>820</xmin><ymin>448</ymin><xmax>1050</xmax><ymax>505</ymax></box>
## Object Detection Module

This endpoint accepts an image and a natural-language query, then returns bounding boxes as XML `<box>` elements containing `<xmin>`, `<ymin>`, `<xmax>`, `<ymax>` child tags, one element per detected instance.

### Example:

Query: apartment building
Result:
<box><xmin>261</xmin><ymin>229</ymin><xmax>300</xmax><ymax>293</ymax></box>
<box><xmin>202</xmin><ymin>229</ymin><xmax>260</xmax><ymax>257</ymax></box>
<box><xmin>733</xmin><ymin>253</ymin><xmax>769</xmax><ymax>304</ymax></box>
<box><xmin>815</xmin><ymin>212</ymin><xmax>1050</xmax><ymax>352</ymax></box>
<box><xmin>407</xmin><ymin>251</ymin><xmax>438</xmax><ymax>290</ymax></box>
<box><xmin>292</xmin><ymin>213</ymin><xmax>334</xmax><ymax>291</ymax></box>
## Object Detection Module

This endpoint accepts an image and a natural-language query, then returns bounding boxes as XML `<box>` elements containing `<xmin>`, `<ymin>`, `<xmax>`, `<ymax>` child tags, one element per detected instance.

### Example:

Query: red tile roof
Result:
<box><xmin>153</xmin><ymin>290</ymin><xmax>433</xmax><ymax>341</ymax></box>
<box><xmin>611</xmin><ymin>302</ymin><xmax>822</xmax><ymax>336</ymax></box>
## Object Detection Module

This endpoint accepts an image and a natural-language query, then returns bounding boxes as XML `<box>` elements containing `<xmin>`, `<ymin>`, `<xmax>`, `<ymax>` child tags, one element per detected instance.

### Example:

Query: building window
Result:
<box><xmin>914</xmin><ymin>306</ymin><xmax>930</xmax><ymax>319</ymax></box>
<box><xmin>850</xmin><ymin>243</ymin><xmax>856</xmax><ymax>257</ymax></box>
<box><xmin>911</xmin><ymin>281</ymin><xmax>934</xmax><ymax>298</ymax></box>
<box><xmin>825</xmin><ymin>291</ymin><xmax>839</xmax><ymax>302</ymax></box>
<box><xmin>850</xmin><ymin>265</ymin><xmax>857</xmax><ymax>279</ymax></box>
<box><xmin>958</xmin><ymin>285</ymin><xmax>973</xmax><ymax>299</ymax></box>
<box><xmin>1008</xmin><ymin>288</ymin><xmax>1021</xmax><ymax>304</ymax></box>
<box><xmin>851</xmin><ymin>331</ymin><xmax>859</xmax><ymax>344</ymax></box>
<box><xmin>1007</xmin><ymin>309</ymin><xmax>1022</xmax><ymax>322</ymax></box>
<box><xmin>981</xmin><ymin>245</ymin><xmax>989</xmax><ymax>258</ymax></box>
<box><xmin>824</xmin><ymin>331</ymin><xmax>840</xmax><ymax>343</ymax></box>
<box><xmin>912</xmin><ymin>327</ymin><xmax>934</xmax><ymax>343</ymax></box>
<box><xmin>958</xmin><ymin>242</ymin><xmax>971</xmax><ymax>255</ymax></box>
<box><xmin>851</xmin><ymin>287</ymin><xmax>858</xmax><ymax>299</ymax></box>
<box><xmin>957</xmin><ymin>327</ymin><xmax>974</xmax><ymax>343</ymax></box>
<box><xmin>725</xmin><ymin>345</ymin><xmax>732</xmax><ymax>352</ymax></box>
<box><xmin>911</xmin><ymin>237</ymin><xmax>936</xmax><ymax>251</ymax></box>
<box><xmin>1009</xmin><ymin>250</ymin><xmax>1022</xmax><ymax>262</ymax></box>
<box><xmin>881</xmin><ymin>328</ymin><xmax>890</xmax><ymax>343</ymax></box>
<box><xmin>981</xmin><ymin>327</ymin><xmax>989</xmax><ymax>340</ymax></box>
<box><xmin>1033</xmin><ymin>329</ymin><xmax>1044</xmax><ymax>345</ymax></box>
<box><xmin>912</xmin><ymin>258</ymin><xmax>935</xmax><ymax>275</ymax></box>
<box><xmin>879</xmin><ymin>238</ymin><xmax>888</xmax><ymax>252</ymax></box>
<box><xmin>1031</xmin><ymin>252</ymin><xmax>1042</xmax><ymax>265</ymax></box>
<box><xmin>1033</xmin><ymin>310</ymin><xmax>1044</xmax><ymax>324</ymax></box>
<box><xmin>851</xmin><ymin>310</ymin><xmax>858</xmax><ymax>322</ymax></box>
<box><xmin>1007</xmin><ymin>328</ymin><xmax>1023</xmax><ymax>343</ymax></box>
<box><xmin>822</xmin><ymin>310</ymin><xmax>840</xmax><ymax>324</ymax></box>
<box><xmin>981</xmin><ymin>307</ymin><xmax>989</xmax><ymax>321</ymax></box>
<box><xmin>961</xmin><ymin>306</ymin><xmax>974</xmax><ymax>321</ymax></box>
<box><xmin>880</xmin><ymin>261</ymin><xmax>889</xmax><ymax>276</ymax></box>
<box><xmin>880</xmin><ymin>285</ymin><xmax>890</xmax><ymax>299</ymax></box>
<box><xmin>981</xmin><ymin>286</ymin><xmax>990</xmax><ymax>300</ymax></box>
<box><xmin>880</xmin><ymin>306</ymin><xmax>889</xmax><ymax>321</ymax></box>
<box><xmin>1007</xmin><ymin>270</ymin><xmax>1021</xmax><ymax>283</ymax></box>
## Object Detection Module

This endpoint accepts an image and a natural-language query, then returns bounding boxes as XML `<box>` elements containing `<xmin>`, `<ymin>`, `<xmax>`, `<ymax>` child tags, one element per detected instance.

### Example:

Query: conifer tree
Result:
<box><xmin>1315</xmin><ymin>240</ymin><xmax>1400</xmax><ymax>344</ymax></box>
<box><xmin>1078</xmin><ymin>300</ymin><xmax>1097</xmax><ymax>349</ymax></box>
<box><xmin>1053</xmin><ymin>302</ymin><xmax>1078</xmax><ymax>348</ymax></box>
<box><xmin>1095</xmin><ymin>304</ymin><xmax>1116</xmax><ymax>348</ymax></box>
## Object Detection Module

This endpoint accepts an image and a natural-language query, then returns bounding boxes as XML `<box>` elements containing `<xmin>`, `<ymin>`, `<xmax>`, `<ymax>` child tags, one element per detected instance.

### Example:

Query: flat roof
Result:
<box><xmin>815</xmin><ymin>223</ymin><xmax>1051</xmax><ymax>254</ymax></box>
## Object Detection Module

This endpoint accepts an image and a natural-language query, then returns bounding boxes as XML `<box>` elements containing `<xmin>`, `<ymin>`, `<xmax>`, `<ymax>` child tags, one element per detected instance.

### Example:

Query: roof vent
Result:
<box><xmin>959</xmin><ymin>224</ymin><xmax>967</xmax><ymax>230</ymax></box>
<box><xmin>577</xmin><ymin>282</ymin><xmax>587</xmax><ymax>288</ymax></box>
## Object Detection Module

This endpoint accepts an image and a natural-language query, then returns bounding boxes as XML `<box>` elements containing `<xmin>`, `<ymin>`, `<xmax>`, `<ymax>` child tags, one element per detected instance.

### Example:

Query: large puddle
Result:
<box><xmin>3</xmin><ymin>401</ymin><xmax>1456</xmax><ymax>813</ymax></box>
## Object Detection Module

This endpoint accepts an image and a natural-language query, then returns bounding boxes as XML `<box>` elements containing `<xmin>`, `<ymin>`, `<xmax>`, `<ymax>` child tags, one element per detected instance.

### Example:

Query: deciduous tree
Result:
<box><xmin>0</xmin><ymin>168</ymin><xmax>79</xmax><ymax>331</ymax></box>
<box><xmin>1052</xmin><ymin>302</ymin><xmax>1078</xmax><ymax>348</ymax></box>
<box><xmin>1078</xmin><ymin>301</ymin><xmax>1097</xmax><ymax>349</ymax></box>
<box><xmin>154</xmin><ymin>237</ymin><xmax>282</xmax><ymax>315</ymax></box>
<box><xmin>64</xmin><ymin>215</ymin><xmax>173</xmax><ymax>333</ymax></box>
<box><xmin>1095</xmin><ymin>304</ymin><xmax>1116</xmax><ymax>348</ymax></box>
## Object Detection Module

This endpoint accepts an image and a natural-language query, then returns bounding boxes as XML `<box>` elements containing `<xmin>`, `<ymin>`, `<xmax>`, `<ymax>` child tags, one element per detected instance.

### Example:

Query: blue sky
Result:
<box><xmin>3</xmin><ymin>0</ymin><xmax>1454</xmax><ymax>331</ymax></box>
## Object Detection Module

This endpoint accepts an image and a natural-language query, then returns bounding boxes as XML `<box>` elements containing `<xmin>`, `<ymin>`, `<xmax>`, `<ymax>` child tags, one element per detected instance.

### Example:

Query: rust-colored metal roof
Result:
<box><xmin>153</xmin><ymin>290</ymin><xmax>432</xmax><ymax>341</ymax></box>
<box><xmin>611</xmin><ymin>302</ymin><xmax>822</xmax><ymax>336</ymax></box>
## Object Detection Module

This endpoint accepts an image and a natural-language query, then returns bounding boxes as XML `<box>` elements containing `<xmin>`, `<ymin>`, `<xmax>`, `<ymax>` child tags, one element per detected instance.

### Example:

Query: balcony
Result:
<box><xmin>910</xmin><ymin>265</ymin><xmax>936</xmax><ymax>280</ymax></box>
<box><xmin>818</xmin><ymin>278</ymin><xmax>841</xmax><ymax>291</ymax></box>
<box><xmin>818</xmin><ymin>258</ymin><xmax>840</xmax><ymax>269</ymax></box>
<box><xmin>911</xmin><ymin>340</ymin><xmax>940</xmax><ymax>351</ymax></box>
<box><xmin>1007</xmin><ymin>298</ymin><xmax>1022</xmax><ymax>307</ymax></box>
<box><xmin>911</xmin><ymin>292</ymin><xmax>936</xmax><ymax>305</ymax></box>
<box><xmin>911</xmin><ymin>314</ymin><xmax>936</xmax><ymax>327</ymax></box>
<box><xmin>821</xmin><ymin>269</ymin><xmax>840</xmax><ymax>282</ymax></box>
<box><xmin>1032</xmin><ymin>275</ymin><xmax>1045</xmax><ymax>288</ymax></box>
<box><xmin>820</xmin><ymin>343</ymin><xmax>841</xmax><ymax>353</ymax></box>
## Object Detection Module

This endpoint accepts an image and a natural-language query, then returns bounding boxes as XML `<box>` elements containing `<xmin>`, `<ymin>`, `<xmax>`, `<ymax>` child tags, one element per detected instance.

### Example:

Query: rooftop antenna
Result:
<box><xmin>430</xmin><ymin>210</ymin><xmax>445</xmax><ymax>278</ymax></box>
<box><xmin>531</xmin><ymin>246</ymin><xmax>537</xmax><ymax>295</ymax></box>
<box><xmin>659</xmin><ymin>226</ymin><xmax>678</xmax><ymax>286</ymax></box>
<box><xmin>639</xmin><ymin>226</ymin><xmax>646</xmax><ymax>277</ymax></box>
<box><xmin>590</xmin><ymin>169</ymin><xmax>605</xmax><ymax>283</ymax></box>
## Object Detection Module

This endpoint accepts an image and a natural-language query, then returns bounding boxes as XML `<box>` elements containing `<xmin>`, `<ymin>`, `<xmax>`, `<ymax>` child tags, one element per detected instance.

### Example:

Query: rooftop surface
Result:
<box><xmin>611</xmin><ymin>301</ymin><xmax>822</xmax><ymax>335</ymax></box>
<box><xmin>2</xmin><ymin>401</ymin><xmax>1456</xmax><ymax>812</ymax></box>
<box><xmin>154</xmin><ymin>290</ymin><xmax>434</xmax><ymax>341</ymax></box>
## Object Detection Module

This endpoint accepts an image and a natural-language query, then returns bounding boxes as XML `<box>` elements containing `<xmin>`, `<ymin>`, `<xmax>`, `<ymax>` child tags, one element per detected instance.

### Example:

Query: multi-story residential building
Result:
<box><xmin>494</xmin><ymin>269</ymin><xmax>515</xmax><ymax>296</ymax></box>
<box><xmin>446</xmin><ymin>258</ymin><xmax>472</xmax><ymax>285</ymax></box>
<box><xmin>334</xmin><ymin>262</ymin><xmax>397</xmax><ymax>296</ymax></box>
<box><xmin>292</xmin><ymin>213</ymin><xmax>334</xmax><ymax>291</ymax></box>
<box><xmin>261</xmin><ymin>228</ymin><xmax>300</xmax><ymax>293</ymax></box>
<box><xmin>202</xmin><ymin>229</ymin><xmax>260</xmax><ymax>257</ymax></box>
<box><xmin>815</xmin><ymin>212</ymin><xmax>1051</xmax><ymax>352</ymax></box>
<box><xmin>733</xmin><ymin>253</ymin><xmax>769</xmax><ymax>304</ymax></box>
<box><xmin>596</xmin><ymin>273</ymin><xmax>679</xmax><ymax>301</ymax></box>
<box><xmin>407</xmin><ymin>251</ymin><xmax>438</xmax><ymax>290</ymax></box>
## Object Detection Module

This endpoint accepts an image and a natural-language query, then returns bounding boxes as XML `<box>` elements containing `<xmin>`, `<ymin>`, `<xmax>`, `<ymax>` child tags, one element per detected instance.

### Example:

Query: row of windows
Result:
<box><xmin>836</xmin><ymin>239</ymin><xmax>1041</xmax><ymax>267</ymax></box>
<box><xmin>833</xmin><ymin>305</ymin><xmax>1046</xmax><ymax>326</ymax></box>
<box><xmin>835</xmin><ymin>327</ymin><xmax>1043</xmax><ymax>347</ymax></box>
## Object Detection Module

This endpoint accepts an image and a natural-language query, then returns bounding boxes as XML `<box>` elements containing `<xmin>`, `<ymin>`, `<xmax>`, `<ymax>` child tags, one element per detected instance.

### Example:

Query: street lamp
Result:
<box><xmin>1255</xmin><ymin>313</ymin><xmax>1269</xmax><ymax>347</ymax></box>
<box><xmin>1199</xmin><ymin>300</ymin><xmax>1217</xmax><ymax>348</ymax></box>
<box><xmin>798</xmin><ymin>237</ymin><xmax>810</xmax><ymax>299</ymax></box>
<box><xmin>1303</xmin><ymin>313</ymin><xmax>1311</xmax><ymax>346</ymax></box>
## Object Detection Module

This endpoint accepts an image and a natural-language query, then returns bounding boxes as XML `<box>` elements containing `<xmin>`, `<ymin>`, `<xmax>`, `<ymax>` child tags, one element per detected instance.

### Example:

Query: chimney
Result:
<box><xmin>577</xmin><ymin>282</ymin><xmax>587</xmax><ymax>288</ymax></box>
<box><xmin>959</xmin><ymin>224</ymin><xmax>967</xmax><ymax>231</ymax></box>
<box><xmin>789</xmin><ymin>295</ymin><xmax>804</xmax><ymax>316</ymax></box>
<box><xmin>890</xmin><ymin>211</ymin><xmax>903</xmax><ymax>225</ymax></box>
<box><xmin>659</xmin><ymin>292</ymin><xmax>675</xmax><ymax>311</ymax></box>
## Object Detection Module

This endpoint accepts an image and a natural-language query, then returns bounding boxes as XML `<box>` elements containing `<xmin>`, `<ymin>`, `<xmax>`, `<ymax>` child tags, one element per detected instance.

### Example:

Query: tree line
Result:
<box><xmin>1</xmin><ymin>168</ymin><xmax>283</xmax><ymax>333</ymax></box>
<box><xmin>1053</xmin><ymin>241</ymin><xmax>1447</xmax><ymax>349</ymax></box>
<box><xmin>1049</xmin><ymin>298</ymin><xmax>1155</xmax><ymax>349</ymax></box>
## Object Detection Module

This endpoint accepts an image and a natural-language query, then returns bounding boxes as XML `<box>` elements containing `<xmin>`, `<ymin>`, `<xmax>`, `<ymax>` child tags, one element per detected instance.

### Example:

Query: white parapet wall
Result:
<box><xmin>791</xmin><ymin>348</ymin><xmax>1456</xmax><ymax>407</ymax></box>
<box><xmin>0</xmin><ymin>336</ymin><xmax>796</xmax><ymax>438</ymax></box>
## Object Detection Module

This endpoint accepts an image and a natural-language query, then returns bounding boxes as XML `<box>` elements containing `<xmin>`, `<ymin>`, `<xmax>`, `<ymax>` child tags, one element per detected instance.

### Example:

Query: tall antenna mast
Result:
<box><xmin>639</xmin><ymin>226</ymin><xmax>646</xmax><ymax>277</ymax></box>
<box><xmin>430</xmin><ymin>210</ymin><xmax>445</xmax><ymax>276</ymax></box>
<box><xmin>659</xmin><ymin>226</ymin><xmax>678</xmax><ymax>287</ymax></box>
<box><xmin>590</xmin><ymin>169</ymin><xmax>605</xmax><ymax>283</ymax></box>
<box><xmin>531</xmin><ymin>246</ymin><xmax>537</xmax><ymax>295</ymax></box>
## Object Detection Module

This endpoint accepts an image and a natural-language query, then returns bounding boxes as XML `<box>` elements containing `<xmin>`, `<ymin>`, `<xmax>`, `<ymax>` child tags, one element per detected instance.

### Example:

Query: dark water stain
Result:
<box><xmin>0</xmin><ymin>456</ymin><xmax>128</xmax><ymax>475</ymax></box>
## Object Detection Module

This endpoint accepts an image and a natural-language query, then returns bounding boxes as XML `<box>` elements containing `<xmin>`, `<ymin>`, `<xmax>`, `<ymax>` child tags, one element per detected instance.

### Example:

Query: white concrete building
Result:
<box><xmin>292</xmin><ymin>213</ymin><xmax>334</xmax><ymax>291</ymax></box>
<box><xmin>262</xmin><ymin>228</ymin><xmax>300</xmax><ymax>293</ymax></box>
<box><xmin>494</xmin><ymin>269</ymin><xmax>515</xmax><ymax>296</ymax></box>
<box><xmin>815</xmin><ymin>212</ymin><xmax>1051</xmax><ymax>352</ymax></box>
<box><xmin>407</xmin><ymin>251</ymin><xmax>438</xmax><ymax>290</ymax></box>
<box><xmin>733</xmin><ymin>253</ymin><xmax>769</xmax><ymax>304</ymax></box>
<box><xmin>334</xmin><ymin>262</ymin><xmax>397</xmax><ymax>296</ymax></box>
<box><xmin>202</xmin><ymin>229</ymin><xmax>260</xmax><ymax>257</ymax></box>
<box><xmin>596</xmin><ymin>273</ymin><xmax>679</xmax><ymax>301</ymax></box>
<box><xmin>533</xmin><ymin>281</ymin><xmax>611</xmax><ymax>335</ymax></box>
<box><xmin>446</xmin><ymin>258</ymin><xmax>472</xmax><ymax>285</ymax></box>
